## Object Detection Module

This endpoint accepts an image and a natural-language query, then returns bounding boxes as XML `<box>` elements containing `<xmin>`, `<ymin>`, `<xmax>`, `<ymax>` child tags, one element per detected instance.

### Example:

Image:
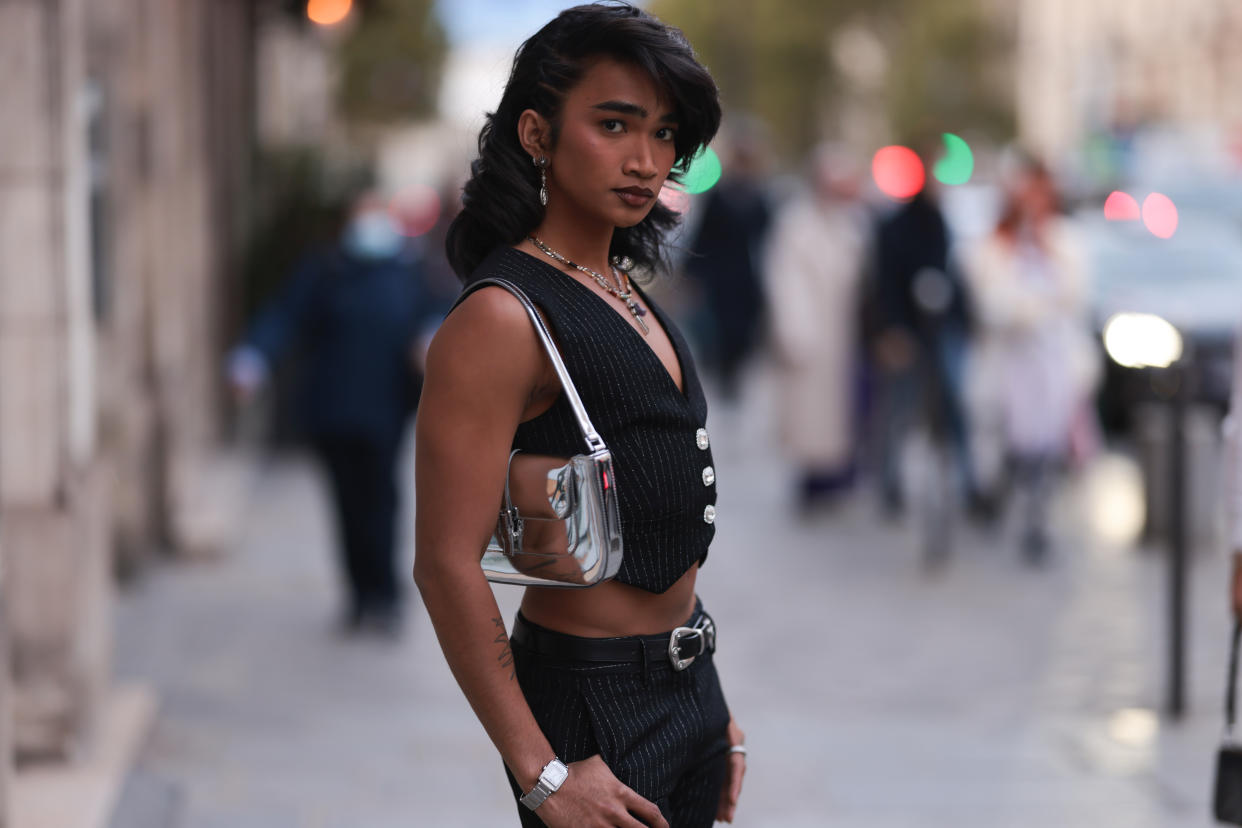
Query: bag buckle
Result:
<box><xmin>500</xmin><ymin>505</ymin><xmax>523</xmax><ymax>554</ymax></box>
<box><xmin>668</xmin><ymin>616</ymin><xmax>715</xmax><ymax>672</ymax></box>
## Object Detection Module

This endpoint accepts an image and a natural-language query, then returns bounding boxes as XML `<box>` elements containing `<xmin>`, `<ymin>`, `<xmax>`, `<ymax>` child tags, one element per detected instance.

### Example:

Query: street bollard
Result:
<box><xmin>1167</xmin><ymin>357</ymin><xmax>1188</xmax><ymax>718</ymax></box>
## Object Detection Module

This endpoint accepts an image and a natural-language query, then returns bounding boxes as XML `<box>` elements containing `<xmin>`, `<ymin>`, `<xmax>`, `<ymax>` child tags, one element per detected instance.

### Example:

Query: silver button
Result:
<box><xmin>703</xmin><ymin>504</ymin><xmax>716</xmax><ymax>524</ymax></box>
<box><xmin>695</xmin><ymin>428</ymin><xmax>710</xmax><ymax>450</ymax></box>
<box><xmin>702</xmin><ymin>466</ymin><xmax>715</xmax><ymax>487</ymax></box>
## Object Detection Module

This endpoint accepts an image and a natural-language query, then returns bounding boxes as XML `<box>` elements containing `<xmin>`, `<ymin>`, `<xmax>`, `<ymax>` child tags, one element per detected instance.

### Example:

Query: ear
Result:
<box><xmin>517</xmin><ymin>109</ymin><xmax>552</xmax><ymax>161</ymax></box>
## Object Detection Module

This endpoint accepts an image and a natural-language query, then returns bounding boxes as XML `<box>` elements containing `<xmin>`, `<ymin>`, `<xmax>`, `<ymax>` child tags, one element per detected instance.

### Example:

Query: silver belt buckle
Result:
<box><xmin>668</xmin><ymin>616</ymin><xmax>715</xmax><ymax>672</ymax></box>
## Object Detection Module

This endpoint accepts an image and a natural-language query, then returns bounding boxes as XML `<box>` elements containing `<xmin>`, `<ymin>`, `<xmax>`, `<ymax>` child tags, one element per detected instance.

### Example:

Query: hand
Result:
<box><xmin>226</xmin><ymin>346</ymin><xmax>268</xmax><ymax>406</ymax></box>
<box><xmin>716</xmin><ymin>716</ymin><xmax>746</xmax><ymax>823</ymax></box>
<box><xmin>535</xmin><ymin>754</ymin><xmax>668</xmax><ymax>828</ymax></box>
<box><xmin>1232</xmin><ymin>552</ymin><xmax>1242</xmax><ymax>620</ymax></box>
<box><xmin>230</xmin><ymin>379</ymin><xmax>260</xmax><ymax>407</ymax></box>
<box><xmin>873</xmin><ymin>328</ymin><xmax>916</xmax><ymax>371</ymax></box>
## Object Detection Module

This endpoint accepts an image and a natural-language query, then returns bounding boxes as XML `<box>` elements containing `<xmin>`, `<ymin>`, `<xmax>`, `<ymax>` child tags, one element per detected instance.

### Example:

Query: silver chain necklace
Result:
<box><xmin>528</xmin><ymin>236</ymin><xmax>649</xmax><ymax>335</ymax></box>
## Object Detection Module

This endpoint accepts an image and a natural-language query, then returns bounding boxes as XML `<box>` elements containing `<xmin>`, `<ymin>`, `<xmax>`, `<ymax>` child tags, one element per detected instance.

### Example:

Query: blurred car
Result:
<box><xmin>1078</xmin><ymin>206</ymin><xmax>1242</xmax><ymax>432</ymax></box>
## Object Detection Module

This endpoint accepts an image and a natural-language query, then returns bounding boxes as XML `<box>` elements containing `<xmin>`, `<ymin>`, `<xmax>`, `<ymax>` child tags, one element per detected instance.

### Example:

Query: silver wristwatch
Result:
<box><xmin>520</xmin><ymin>757</ymin><xmax>569</xmax><ymax>811</ymax></box>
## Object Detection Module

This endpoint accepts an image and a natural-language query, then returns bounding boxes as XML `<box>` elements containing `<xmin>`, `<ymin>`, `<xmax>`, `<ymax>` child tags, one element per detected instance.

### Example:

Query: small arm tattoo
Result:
<box><xmin>492</xmin><ymin>616</ymin><xmax>515</xmax><ymax>681</ymax></box>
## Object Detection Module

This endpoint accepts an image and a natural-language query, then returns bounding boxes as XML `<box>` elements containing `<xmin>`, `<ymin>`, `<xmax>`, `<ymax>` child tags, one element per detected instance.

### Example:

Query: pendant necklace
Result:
<box><xmin>528</xmin><ymin>235</ymin><xmax>649</xmax><ymax>335</ymax></box>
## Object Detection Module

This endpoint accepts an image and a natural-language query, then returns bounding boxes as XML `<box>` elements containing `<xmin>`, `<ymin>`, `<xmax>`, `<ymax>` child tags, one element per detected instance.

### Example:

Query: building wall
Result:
<box><xmin>0</xmin><ymin>0</ymin><xmax>109</xmax><ymax>780</ymax></box>
<box><xmin>87</xmin><ymin>0</ymin><xmax>255</xmax><ymax>570</ymax></box>
<box><xmin>0</xmin><ymin>0</ymin><xmax>258</xmax><ymax>810</ymax></box>
<box><xmin>1017</xmin><ymin>0</ymin><xmax>1242</xmax><ymax>162</ymax></box>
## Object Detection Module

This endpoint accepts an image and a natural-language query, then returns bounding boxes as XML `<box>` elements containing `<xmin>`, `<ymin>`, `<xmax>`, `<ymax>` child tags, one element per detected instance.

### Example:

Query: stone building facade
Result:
<box><xmin>0</xmin><ymin>0</ymin><xmax>259</xmax><ymax>821</ymax></box>
<box><xmin>1017</xmin><ymin>0</ymin><xmax>1242</xmax><ymax>162</ymax></box>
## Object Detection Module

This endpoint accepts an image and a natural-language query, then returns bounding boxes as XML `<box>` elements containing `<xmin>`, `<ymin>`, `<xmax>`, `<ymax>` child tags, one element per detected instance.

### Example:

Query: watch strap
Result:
<box><xmin>520</xmin><ymin>758</ymin><xmax>568</xmax><ymax>811</ymax></box>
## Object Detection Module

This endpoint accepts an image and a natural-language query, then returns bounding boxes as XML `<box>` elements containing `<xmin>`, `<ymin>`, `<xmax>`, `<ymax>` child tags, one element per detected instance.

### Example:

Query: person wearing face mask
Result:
<box><xmin>229</xmin><ymin>190</ymin><xmax>441</xmax><ymax>636</ymax></box>
<box><xmin>961</xmin><ymin>152</ymin><xmax>1099</xmax><ymax>563</ymax></box>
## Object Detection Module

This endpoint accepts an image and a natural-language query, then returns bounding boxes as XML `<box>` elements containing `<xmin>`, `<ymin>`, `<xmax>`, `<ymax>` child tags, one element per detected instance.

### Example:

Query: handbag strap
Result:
<box><xmin>452</xmin><ymin>277</ymin><xmax>606</xmax><ymax>455</ymax></box>
<box><xmin>1228</xmin><ymin>620</ymin><xmax>1241</xmax><ymax>734</ymax></box>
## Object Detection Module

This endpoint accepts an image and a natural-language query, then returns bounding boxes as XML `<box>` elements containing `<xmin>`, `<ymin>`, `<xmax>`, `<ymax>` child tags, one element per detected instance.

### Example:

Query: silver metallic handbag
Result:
<box><xmin>455</xmin><ymin>277</ymin><xmax>623</xmax><ymax>588</ymax></box>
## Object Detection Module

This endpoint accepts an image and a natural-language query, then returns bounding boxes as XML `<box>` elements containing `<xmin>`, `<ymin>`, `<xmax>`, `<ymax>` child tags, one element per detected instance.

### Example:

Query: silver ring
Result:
<box><xmin>728</xmin><ymin>745</ymin><xmax>747</xmax><ymax>757</ymax></box>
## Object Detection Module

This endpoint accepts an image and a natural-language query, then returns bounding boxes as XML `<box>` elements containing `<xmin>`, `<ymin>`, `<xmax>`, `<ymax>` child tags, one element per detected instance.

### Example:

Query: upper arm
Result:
<box><xmin>413</xmin><ymin>287</ymin><xmax>547</xmax><ymax>575</ymax></box>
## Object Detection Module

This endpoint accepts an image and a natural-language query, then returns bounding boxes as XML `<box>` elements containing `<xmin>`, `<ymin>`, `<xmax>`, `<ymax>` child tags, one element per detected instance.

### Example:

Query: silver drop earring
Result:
<box><xmin>535</xmin><ymin>155</ymin><xmax>549</xmax><ymax>206</ymax></box>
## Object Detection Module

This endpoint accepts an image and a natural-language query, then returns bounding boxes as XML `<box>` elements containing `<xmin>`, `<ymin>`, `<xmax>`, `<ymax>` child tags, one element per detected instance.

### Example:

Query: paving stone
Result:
<box><xmin>107</xmin><ymin>768</ymin><xmax>185</xmax><ymax>828</ymax></box>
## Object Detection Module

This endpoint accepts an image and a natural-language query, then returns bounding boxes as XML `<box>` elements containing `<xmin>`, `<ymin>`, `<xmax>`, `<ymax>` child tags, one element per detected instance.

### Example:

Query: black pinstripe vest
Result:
<box><xmin>469</xmin><ymin>246</ymin><xmax>717</xmax><ymax>594</ymax></box>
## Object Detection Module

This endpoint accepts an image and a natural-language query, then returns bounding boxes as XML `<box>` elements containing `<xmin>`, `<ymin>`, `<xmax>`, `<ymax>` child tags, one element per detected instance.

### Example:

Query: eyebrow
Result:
<box><xmin>591</xmin><ymin>100</ymin><xmax>679</xmax><ymax>123</ymax></box>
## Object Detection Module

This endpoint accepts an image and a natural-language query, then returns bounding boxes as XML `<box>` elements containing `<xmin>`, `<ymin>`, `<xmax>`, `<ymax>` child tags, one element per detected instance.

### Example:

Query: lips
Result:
<box><xmin>614</xmin><ymin>186</ymin><xmax>655</xmax><ymax>207</ymax></box>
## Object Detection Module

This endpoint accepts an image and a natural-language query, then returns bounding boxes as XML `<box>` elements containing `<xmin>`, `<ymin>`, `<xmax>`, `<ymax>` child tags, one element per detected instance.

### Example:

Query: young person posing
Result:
<box><xmin>413</xmin><ymin>5</ymin><xmax>744</xmax><ymax>826</ymax></box>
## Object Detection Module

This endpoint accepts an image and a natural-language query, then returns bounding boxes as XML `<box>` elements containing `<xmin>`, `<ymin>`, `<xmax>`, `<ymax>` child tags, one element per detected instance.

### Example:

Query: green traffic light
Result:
<box><xmin>681</xmin><ymin>146</ymin><xmax>722</xmax><ymax>194</ymax></box>
<box><xmin>933</xmin><ymin>133</ymin><xmax>973</xmax><ymax>186</ymax></box>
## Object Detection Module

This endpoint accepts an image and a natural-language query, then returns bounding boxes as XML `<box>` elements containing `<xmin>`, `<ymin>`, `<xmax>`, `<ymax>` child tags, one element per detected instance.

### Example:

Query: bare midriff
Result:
<box><xmin>518</xmin><ymin>564</ymin><xmax>698</xmax><ymax>637</ymax></box>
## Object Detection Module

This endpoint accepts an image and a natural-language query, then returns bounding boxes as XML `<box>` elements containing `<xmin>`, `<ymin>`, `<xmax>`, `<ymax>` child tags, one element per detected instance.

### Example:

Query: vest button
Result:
<box><xmin>703</xmin><ymin>504</ymin><xmax>716</xmax><ymax>524</ymax></box>
<box><xmin>702</xmin><ymin>466</ymin><xmax>715</xmax><ymax>487</ymax></box>
<box><xmin>695</xmin><ymin>428</ymin><xmax>710</xmax><ymax>450</ymax></box>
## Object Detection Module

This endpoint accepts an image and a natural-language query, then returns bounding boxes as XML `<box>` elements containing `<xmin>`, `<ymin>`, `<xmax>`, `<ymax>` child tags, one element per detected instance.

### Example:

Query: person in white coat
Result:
<box><xmin>962</xmin><ymin>154</ymin><xmax>1099</xmax><ymax>562</ymax></box>
<box><xmin>765</xmin><ymin>146</ymin><xmax>868</xmax><ymax>512</ymax></box>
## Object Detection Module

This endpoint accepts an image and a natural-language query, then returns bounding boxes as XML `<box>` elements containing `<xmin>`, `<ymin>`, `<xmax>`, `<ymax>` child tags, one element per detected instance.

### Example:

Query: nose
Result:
<box><xmin>623</xmin><ymin>136</ymin><xmax>659</xmax><ymax>180</ymax></box>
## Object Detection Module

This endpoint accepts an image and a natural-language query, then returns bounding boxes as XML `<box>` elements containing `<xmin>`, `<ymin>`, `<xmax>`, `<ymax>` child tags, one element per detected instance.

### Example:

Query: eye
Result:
<box><xmin>601</xmin><ymin>119</ymin><xmax>624</xmax><ymax>133</ymax></box>
<box><xmin>655</xmin><ymin>127</ymin><xmax>677</xmax><ymax>142</ymax></box>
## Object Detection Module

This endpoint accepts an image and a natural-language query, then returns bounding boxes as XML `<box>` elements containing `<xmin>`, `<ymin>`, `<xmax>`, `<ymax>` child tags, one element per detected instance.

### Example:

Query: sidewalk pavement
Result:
<box><xmin>112</xmin><ymin>370</ymin><xmax>1236</xmax><ymax>827</ymax></box>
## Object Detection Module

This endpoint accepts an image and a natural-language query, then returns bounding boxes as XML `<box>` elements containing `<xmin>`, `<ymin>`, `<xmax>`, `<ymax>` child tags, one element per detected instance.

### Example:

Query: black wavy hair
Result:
<box><xmin>445</xmin><ymin>2</ymin><xmax>721</xmax><ymax>282</ymax></box>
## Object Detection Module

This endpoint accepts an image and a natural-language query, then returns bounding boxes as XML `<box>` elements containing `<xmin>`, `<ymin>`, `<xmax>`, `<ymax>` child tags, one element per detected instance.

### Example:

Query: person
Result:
<box><xmin>682</xmin><ymin>132</ymin><xmax>771</xmax><ymax>401</ymax></box>
<box><xmin>230</xmin><ymin>191</ymin><xmax>436</xmax><ymax>636</ymax></box>
<box><xmin>866</xmin><ymin>154</ymin><xmax>980</xmax><ymax>519</ymax></box>
<box><xmin>413</xmin><ymin>5</ymin><xmax>746</xmax><ymax>826</ymax></box>
<box><xmin>1220</xmin><ymin>329</ymin><xmax>1242</xmax><ymax>620</ymax></box>
<box><xmin>960</xmin><ymin>154</ymin><xmax>1098</xmax><ymax>562</ymax></box>
<box><xmin>765</xmin><ymin>145</ymin><xmax>868</xmax><ymax>512</ymax></box>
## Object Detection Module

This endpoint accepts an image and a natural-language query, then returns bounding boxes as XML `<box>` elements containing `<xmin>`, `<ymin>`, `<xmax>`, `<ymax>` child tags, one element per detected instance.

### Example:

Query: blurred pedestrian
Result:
<box><xmin>415</xmin><ymin>6</ymin><xmax>746</xmax><ymax>826</ymax></box>
<box><xmin>765</xmin><ymin>145</ymin><xmax>868</xmax><ymax>512</ymax></box>
<box><xmin>229</xmin><ymin>191</ymin><xmax>438</xmax><ymax>636</ymax></box>
<box><xmin>961</xmin><ymin>153</ymin><xmax>1098</xmax><ymax>563</ymax></box>
<box><xmin>1221</xmin><ymin>328</ymin><xmax>1242</xmax><ymax>619</ymax></box>
<box><xmin>683</xmin><ymin>133</ymin><xmax>771</xmax><ymax>401</ymax></box>
<box><xmin>866</xmin><ymin>155</ymin><xmax>981</xmax><ymax>520</ymax></box>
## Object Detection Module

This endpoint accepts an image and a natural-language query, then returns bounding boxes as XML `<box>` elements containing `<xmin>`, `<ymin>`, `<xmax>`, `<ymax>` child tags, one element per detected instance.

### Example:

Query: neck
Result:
<box><xmin>529</xmin><ymin>202</ymin><xmax>615</xmax><ymax>274</ymax></box>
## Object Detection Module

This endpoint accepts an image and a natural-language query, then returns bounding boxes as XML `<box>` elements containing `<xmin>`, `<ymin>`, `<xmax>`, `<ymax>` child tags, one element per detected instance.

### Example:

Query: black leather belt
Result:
<box><xmin>511</xmin><ymin>610</ymin><xmax>716</xmax><ymax>672</ymax></box>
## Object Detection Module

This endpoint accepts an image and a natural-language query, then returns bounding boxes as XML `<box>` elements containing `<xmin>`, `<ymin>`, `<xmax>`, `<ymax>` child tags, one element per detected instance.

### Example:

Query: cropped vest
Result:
<box><xmin>468</xmin><ymin>246</ymin><xmax>717</xmax><ymax>594</ymax></box>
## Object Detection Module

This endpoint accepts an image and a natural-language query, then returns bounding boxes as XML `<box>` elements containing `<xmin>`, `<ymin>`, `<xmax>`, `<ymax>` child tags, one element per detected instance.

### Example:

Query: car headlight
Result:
<box><xmin>1102</xmin><ymin>312</ymin><xmax>1183</xmax><ymax>369</ymax></box>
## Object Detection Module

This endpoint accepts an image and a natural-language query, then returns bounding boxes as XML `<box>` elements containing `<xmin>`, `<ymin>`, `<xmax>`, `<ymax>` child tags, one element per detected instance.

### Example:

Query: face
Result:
<box><xmin>525</xmin><ymin>58</ymin><xmax>679</xmax><ymax>229</ymax></box>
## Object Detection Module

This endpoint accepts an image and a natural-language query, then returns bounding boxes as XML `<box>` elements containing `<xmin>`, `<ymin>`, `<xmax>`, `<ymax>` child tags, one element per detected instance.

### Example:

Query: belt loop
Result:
<box><xmin>639</xmin><ymin>637</ymin><xmax>649</xmax><ymax>685</ymax></box>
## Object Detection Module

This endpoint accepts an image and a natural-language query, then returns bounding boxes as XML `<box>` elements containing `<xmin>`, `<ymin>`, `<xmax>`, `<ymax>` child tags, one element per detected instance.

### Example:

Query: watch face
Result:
<box><xmin>544</xmin><ymin>760</ymin><xmax>569</xmax><ymax>789</ymax></box>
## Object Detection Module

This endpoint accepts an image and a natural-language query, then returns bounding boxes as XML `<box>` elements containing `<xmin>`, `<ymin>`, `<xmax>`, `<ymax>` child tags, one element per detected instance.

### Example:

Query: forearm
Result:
<box><xmin>415</xmin><ymin>556</ymin><xmax>554</xmax><ymax>791</ymax></box>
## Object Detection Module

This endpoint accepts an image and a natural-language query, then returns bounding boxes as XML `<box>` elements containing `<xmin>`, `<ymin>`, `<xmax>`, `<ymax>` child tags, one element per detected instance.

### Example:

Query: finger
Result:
<box><xmin>715</xmin><ymin>758</ymin><xmax>742</xmax><ymax>822</ymax></box>
<box><xmin>730</xmin><ymin>756</ymin><xmax>745</xmax><ymax>804</ymax></box>
<box><xmin>619</xmin><ymin>787</ymin><xmax>668</xmax><ymax>828</ymax></box>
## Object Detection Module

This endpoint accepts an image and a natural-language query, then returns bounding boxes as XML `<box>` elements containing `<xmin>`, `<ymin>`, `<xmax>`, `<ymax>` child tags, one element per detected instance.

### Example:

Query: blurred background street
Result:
<box><xmin>5</xmin><ymin>0</ymin><xmax>1242</xmax><ymax>825</ymax></box>
<box><xmin>108</xmin><ymin>368</ymin><xmax>1234</xmax><ymax>827</ymax></box>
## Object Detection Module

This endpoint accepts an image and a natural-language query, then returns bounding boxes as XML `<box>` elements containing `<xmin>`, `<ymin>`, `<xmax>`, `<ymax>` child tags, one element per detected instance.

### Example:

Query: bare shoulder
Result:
<box><xmin>426</xmin><ymin>285</ymin><xmax>542</xmax><ymax>379</ymax></box>
<box><xmin>421</xmin><ymin>283</ymin><xmax>556</xmax><ymax>435</ymax></box>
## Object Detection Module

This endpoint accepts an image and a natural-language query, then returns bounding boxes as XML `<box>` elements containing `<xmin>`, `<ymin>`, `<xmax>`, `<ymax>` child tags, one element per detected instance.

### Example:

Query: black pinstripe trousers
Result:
<box><xmin>505</xmin><ymin>609</ymin><xmax>731</xmax><ymax>827</ymax></box>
